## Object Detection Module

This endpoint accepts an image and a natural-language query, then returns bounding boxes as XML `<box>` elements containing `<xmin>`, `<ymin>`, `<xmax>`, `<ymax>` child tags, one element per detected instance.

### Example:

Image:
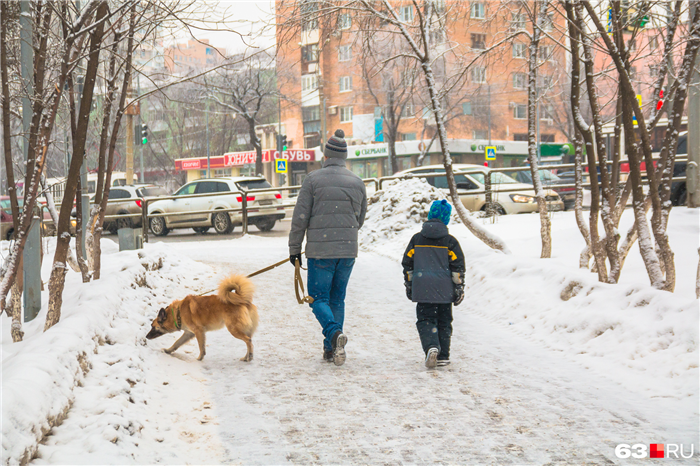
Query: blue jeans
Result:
<box><xmin>307</xmin><ymin>258</ymin><xmax>356</xmax><ymax>351</ymax></box>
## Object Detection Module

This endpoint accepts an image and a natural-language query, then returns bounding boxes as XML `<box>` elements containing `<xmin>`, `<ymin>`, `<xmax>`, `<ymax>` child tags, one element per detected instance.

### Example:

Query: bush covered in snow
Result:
<box><xmin>360</xmin><ymin>178</ymin><xmax>463</xmax><ymax>250</ymax></box>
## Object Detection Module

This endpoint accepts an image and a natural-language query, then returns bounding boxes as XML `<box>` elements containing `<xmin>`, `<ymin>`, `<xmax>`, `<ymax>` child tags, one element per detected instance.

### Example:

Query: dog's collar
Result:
<box><xmin>172</xmin><ymin>305</ymin><xmax>181</xmax><ymax>330</ymax></box>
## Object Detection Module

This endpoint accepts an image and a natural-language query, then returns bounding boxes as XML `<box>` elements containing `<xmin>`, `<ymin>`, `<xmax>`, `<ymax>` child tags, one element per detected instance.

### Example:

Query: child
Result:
<box><xmin>402</xmin><ymin>199</ymin><xmax>465</xmax><ymax>368</ymax></box>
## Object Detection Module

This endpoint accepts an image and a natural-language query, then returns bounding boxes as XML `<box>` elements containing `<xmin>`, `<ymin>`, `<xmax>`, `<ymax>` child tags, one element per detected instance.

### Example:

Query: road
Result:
<box><xmin>104</xmin><ymin>218</ymin><xmax>293</xmax><ymax>244</ymax></box>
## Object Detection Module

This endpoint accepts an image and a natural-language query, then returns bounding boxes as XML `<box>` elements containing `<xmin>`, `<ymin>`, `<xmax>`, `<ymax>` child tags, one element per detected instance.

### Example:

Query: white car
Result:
<box><xmin>147</xmin><ymin>177</ymin><xmax>285</xmax><ymax>236</ymax></box>
<box><xmin>397</xmin><ymin>164</ymin><xmax>564</xmax><ymax>215</ymax></box>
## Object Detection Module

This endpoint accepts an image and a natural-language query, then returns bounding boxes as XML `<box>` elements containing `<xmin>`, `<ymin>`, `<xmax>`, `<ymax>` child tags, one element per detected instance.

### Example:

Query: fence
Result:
<box><xmin>38</xmin><ymin>178</ymin><xmax>382</xmax><ymax>243</ymax></box>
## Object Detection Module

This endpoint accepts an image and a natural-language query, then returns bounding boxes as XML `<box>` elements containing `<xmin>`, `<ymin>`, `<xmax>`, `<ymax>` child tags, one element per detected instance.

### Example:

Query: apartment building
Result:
<box><xmin>164</xmin><ymin>39</ymin><xmax>224</xmax><ymax>75</ymax></box>
<box><xmin>276</xmin><ymin>0</ymin><xmax>570</xmax><ymax>178</ymax></box>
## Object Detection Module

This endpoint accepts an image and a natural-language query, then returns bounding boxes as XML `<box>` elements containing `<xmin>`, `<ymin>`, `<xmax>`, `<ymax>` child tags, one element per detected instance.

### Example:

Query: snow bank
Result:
<box><xmin>360</xmin><ymin>179</ymin><xmax>699</xmax><ymax>399</ymax></box>
<box><xmin>1</xmin><ymin>239</ymin><xmax>210</xmax><ymax>465</ymax></box>
<box><xmin>360</xmin><ymin>178</ymin><xmax>462</xmax><ymax>256</ymax></box>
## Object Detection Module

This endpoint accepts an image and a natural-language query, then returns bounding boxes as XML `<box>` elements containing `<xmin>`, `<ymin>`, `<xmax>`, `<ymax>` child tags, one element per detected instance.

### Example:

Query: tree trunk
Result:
<box><xmin>46</xmin><ymin>1</ymin><xmax>108</xmax><ymax>331</ymax></box>
<box><xmin>10</xmin><ymin>258</ymin><xmax>24</xmax><ymax>342</ymax></box>
<box><xmin>40</xmin><ymin>176</ymin><xmax>80</xmax><ymax>272</ymax></box>
<box><xmin>74</xmin><ymin>176</ymin><xmax>90</xmax><ymax>282</ymax></box>
<box><xmin>527</xmin><ymin>0</ymin><xmax>552</xmax><ymax>259</ymax></box>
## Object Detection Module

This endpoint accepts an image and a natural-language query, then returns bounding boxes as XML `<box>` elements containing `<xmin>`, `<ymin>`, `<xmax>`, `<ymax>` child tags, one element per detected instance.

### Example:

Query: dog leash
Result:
<box><xmin>195</xmin><ymin>252</ymin><xmax>314</xmax><ymax>305</ymax></box>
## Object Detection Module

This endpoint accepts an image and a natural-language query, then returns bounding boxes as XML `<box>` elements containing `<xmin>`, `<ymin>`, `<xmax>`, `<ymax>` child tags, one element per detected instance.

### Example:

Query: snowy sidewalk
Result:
<box><xmin>26</xmin><ymin>232</ymin><xmax>698</xmax><ymax>465</ymax></box>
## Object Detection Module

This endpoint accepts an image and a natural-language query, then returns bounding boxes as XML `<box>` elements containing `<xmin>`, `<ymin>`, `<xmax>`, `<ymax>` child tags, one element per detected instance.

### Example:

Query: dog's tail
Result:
<box><xmin>218</xmin><ymin>274</ymin><xmax>255</xmax><ymax>305</ymax></box>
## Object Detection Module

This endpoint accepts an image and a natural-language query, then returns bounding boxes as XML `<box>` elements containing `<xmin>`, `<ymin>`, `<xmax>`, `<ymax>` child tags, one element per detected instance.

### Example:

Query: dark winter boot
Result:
<box><xmin>323</xmin><ymin>349</ymin><xmax>333</xmax><ymax>362</ymax></box>
<box><xmin>331</xmin><ymin>331</ymin><xmax>347</xmax><ymax>366</ymax></box>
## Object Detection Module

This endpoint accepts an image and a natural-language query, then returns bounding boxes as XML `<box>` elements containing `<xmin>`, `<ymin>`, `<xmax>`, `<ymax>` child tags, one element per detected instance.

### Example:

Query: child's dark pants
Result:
<box><xmin>416</xmin><ymin>303</ymin><xmax>453</xmax><ymax>360</ymax></box>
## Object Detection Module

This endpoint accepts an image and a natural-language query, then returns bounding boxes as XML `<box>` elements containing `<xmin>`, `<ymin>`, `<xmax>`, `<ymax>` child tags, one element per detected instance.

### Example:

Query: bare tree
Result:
<box><xmin>563</xmin><ymin>0</ymin><xmax>698</xmax><ymax>290</ymax></box>
<box><xmin>207</xmin><ymin>53</ymin><xmax>278</xmax><ymax>175</ymax></box>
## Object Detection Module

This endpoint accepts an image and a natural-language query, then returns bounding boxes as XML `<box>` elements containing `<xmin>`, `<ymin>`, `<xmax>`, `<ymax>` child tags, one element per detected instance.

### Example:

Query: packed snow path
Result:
<box><xmin>33</xmin><ymin>236</ymin><xmax>696</xmax><ymax>465</ymax></box>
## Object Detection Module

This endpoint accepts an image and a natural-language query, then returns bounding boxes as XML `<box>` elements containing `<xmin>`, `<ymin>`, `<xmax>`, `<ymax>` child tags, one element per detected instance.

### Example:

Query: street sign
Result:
<box><xmin>275</xmin><ymin>159</ymin><xmax>288</xmax><ymax>174</ymax></box>
<box><xmin>633</xmin><ymin>94</ymin><xmax>642</xmax><ymax>125</ymax></box>
<box><xmin>485</xmin><ymin>146</ymin><xmax>497</xmax><ymax>161</ymax></box>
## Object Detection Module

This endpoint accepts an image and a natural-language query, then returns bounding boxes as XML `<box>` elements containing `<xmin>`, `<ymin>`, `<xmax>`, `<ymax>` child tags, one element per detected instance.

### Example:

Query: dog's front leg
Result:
<box><xmin>165</xmin><ymin>331</ymin><xmax>195</xmax><ymax>354</ymax></box>
<box><xmin>194</xmin><ymin>330</ymin><xmax>206</xmax><ymax>361</ymax></box>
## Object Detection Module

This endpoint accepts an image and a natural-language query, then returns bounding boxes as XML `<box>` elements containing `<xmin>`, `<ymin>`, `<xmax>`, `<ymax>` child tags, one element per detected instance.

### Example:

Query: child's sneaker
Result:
<box><xmin>425</xmin><ymin>347</ymin><xmax>439</xmax><ymax>369</ymax></box>
<box><xmin>437</xmin><ymin>359</ymin><xmax>450</xmax><ymax>367</ymax></box>
<box><xmin>332</xmin><ymin>331</ymin><xmax>347</xmax><ymax>366</ymax></box>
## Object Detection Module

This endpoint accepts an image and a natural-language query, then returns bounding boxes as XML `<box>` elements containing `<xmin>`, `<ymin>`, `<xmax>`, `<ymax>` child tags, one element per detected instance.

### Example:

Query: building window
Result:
<box><xmin>511</xmin><ymin>12</ymin><xmax>526</xmax><ymax>30</ymax></box>
<box><xmin>471</xmin><ymin>66</ymin><xmax>486</xmax><ymax>83</ymax></box>
<box><xmin>514</xmin><ymin>133</ymin><xmax>528</xmax><ymax>141</ymax></box>
<box><xmin>302</xmin><ymin>105</ymin><xmax>320</xmax><ymax>122</ymax></box>
<box><xmin>462</xmin><ymin>102</ymin><xmax>472</xmax><ymax>115</ymax></box>
<box><xmin>340</xmin><ymin>106</ymin><xmax>353</xmax><ymax>123</ymax></box>
<box><xmin>338</xmin><ymin>13</ymin><xmax>352</xmax><ymax>30</ymax></box>
<box><xmin>514</xmin><ymin>104</ymin><xmax>527</xmax><ymax>119</ymax></box>
<box><xmin>649</xmin><ymin>36</ymin><xmax>659</xmax><ymax>52</ymax></box>
<box><xmin>338</xmin><ymin>45</ymin><xmax>352</xmax><ymax>62</ymax></box>
<box><xmin>513</xmin><ymin>42</ymin><xmax>527</xmax><ymax>58</ymax></box>
<box><xmin>649</xmin><ymin>64</ymin><xmax>660</xmax><ymax>78</ymax></box>
<box><xmin>513</xmin><ymin>72</ymin><xmax>527</xmax><ymax>89</ymax></box>
<box><xmin>401</xmin><ymin>132</ymin><xmax>416</xmax><ymax>141</ymax></box>
<box><xmin>629</xmin><ymin>39</ymin><xmax>637</xmax><ymax>52</ymax></box>
<box><xmin>401</xmin><ymin>103</ymin><xmax>414</xmax><ymax>118</ymax></box>
<box><xmin>539</xmin><ymin>104</ymin><xmax>554</xmax><ymax>120</ymax></box>
<box><xmin>430</xmin><ymin>29</ymin><xmax>445</xmax><ymax>45</ymax></box>
<box><xmin>540</xmin><ymin>134</ymin><xmax>555</xmax><ymax>143</ymax></box>
<box><xmin>473</xmin><ymin>129</ymin><xmax>487</xmax><ymax>139</ymax></box>
<box><xmin>301</xmin><ymin>0</ymin><xmax>319</xmax><ymax>31</ymax></box>
<box><xmin>537</xmin><ymin>74</ymin><xmax>553</xmax><ymax>89</ymax></box>
<box><xmin>301</xmin><ymin>44</ymin><xmax>319</xmax><ymax>63</ymax></box>
<box><xmin>542</xmin><ymin>13</ymin><xmax>554</xmax><ymax>32</ymax></box>
<box><xmin>400</xmin><ymin>5</ymin><xmax>413</xmax><ymax>22</ymax></box>
<box><xmin>470</xmin><ymin>2</ymin><xmax>485</xmax><ymax>19</ymax></box>
<box><xmin>471</xmin><ymin>33</ymin><xmax>486</xmax><ymax>50</ymax></box>
<box><xmin>539</xmin><ymin>45</ymin><xmax>553</xmax><ymax>61</ymax></box>
<box><xmin>339</xmin><ymin>76</ymin><xmax>352</xmax><ymax>92</ymax></box>
<box><xmin>301</xmin><ymin>74</ymin><xmax>318</xmax><ymax>91</ymax></box>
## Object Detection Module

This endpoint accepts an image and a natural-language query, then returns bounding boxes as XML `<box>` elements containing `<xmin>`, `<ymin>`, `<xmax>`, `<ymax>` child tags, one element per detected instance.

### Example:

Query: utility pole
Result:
<box><xmin>125</xmin><ymin>79</ymin><xmax>136</xmax><ymax>185</ymax></box>
<box><xmin>487</xmin><ymin>84</ymin><xmax>492</xmax><ymax>167</ymax></box>
<box><xmin>688</xmin><ymin>4</ymin><xmax>699</xmax><ymax>208</ymax></box>
<box><xmin>137</xmin><ymin>74</ymin><xmax>145</xmax><ymax>183</ymax></box>
<box><xmin>20</xmin><ymin>0</ymin><xmax>40</xmax><ymax>322</ymax></box>
<box><xmin>206</xmin><ymin>97</ymin><xmax>210</xmax><ymax>178</ymax></box>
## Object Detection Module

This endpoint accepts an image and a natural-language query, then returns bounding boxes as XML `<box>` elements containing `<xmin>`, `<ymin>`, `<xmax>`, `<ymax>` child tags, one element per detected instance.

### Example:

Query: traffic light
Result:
<box><xmin>281</xmin><ymin>134</ymin><xmax>288</xmax><ymax>151</ymax></box>
<box><xmin>141</xmin><ymin>123</ymin><xmax>148</xmax><ymax>145</ymax></box>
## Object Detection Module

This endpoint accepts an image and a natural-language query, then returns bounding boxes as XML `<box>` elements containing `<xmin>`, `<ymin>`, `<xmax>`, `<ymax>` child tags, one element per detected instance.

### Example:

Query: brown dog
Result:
<box><xmin>146</xmin><ymin>275</ymin><xmax>258</xmax><ymax>361</ymax></box>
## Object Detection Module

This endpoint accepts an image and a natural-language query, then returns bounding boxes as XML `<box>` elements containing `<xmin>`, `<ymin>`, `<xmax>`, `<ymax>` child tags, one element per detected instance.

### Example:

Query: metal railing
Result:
<box><xmin>376</xmin><ymin>157</ymin><xmax>688</xmax><ymax>214</ymax></box>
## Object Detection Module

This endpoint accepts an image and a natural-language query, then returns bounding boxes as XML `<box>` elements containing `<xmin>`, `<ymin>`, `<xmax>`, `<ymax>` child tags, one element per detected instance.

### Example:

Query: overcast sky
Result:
<box><xmin>169</xmin><ymin>1</ymin><xmax>276</xmax><ymax>56</ymax></box>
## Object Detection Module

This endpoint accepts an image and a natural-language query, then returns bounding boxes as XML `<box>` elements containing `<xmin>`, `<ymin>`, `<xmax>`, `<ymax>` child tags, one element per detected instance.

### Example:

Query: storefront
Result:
<box><xmin>333</xmin><ymin>139</ymin><xmax>573</xmax><ymax>176</ymax></box>
<box><xmin>175</xmin><ymin>148</ymin><xmax>321</xmax><ymax>186</ymax></box>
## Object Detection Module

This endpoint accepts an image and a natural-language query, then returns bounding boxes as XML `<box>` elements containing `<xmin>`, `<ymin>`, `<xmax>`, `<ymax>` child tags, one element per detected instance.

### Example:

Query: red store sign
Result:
<box><xmin>175</xmin><ymin>149</ymin><xmax>317</xmax><ymax>171</ymax></box>
<box><xmin>224</xmin><ymin>151</ymin><xmax>272</xmax><ymax>166</ymax></box>
<box><xmin>271</xmin><ymin>149</ymin><xmax>316</xmax><ymax>162</ymax></box>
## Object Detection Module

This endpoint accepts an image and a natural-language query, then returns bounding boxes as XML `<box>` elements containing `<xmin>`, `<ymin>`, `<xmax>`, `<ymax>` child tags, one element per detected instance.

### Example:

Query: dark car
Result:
<box><xmin>504</xmin><ymin>169</ymin><xmax>576</xmax><ymax>210</ymax></box>
<box><xmin>671</xmin><ymin>132</ymin><xmax>688</xmax><ymax>206</ymax></box>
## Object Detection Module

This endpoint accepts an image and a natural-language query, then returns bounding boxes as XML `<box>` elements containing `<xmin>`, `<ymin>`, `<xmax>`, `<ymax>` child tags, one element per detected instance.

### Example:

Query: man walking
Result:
<box><xmin>289</xmin><ymin>129</ymin><xmax>367</xmax><ymax>366</ymax></box>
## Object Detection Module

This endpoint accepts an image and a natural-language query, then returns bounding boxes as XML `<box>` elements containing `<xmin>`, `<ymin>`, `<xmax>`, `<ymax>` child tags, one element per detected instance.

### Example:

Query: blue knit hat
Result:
<box><xmin>428</xmin><ymin>200</ymin><xmax>451</xmax><ymax>225</ymax></box>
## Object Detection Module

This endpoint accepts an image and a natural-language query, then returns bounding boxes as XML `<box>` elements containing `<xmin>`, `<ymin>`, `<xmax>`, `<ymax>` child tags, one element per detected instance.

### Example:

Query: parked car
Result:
<box><xmin>0</xmin><ymin>196</ymin><xmax>68</xmax><ymax>239</ymax></box>
<box><xmin>102</xmin><ymin>185</ymin><xmax>169</xmax><ymax>234</ymax></box>
<box><xmin>671</xmin><ymin>132</ymin><xmax>688</xmax><ymax>206</ymax></box>
<box><xmin>504</xmin><ymin>169</ymin><xmax>576</xmax><ymax>210</ymax></box>
<box><xmin>147</xmin><ymin>176</ymin><xmax>285</xmax><ymax>236</ymax></box>
<box><xmin>0</xmin><ymin>197</ymin><xmax>15</xmax><ymax>241</ymax></box>
<box><xmin>397</xmin><ymin>164</ymin><xmax>564</xmax><ymax>215</ymax></box>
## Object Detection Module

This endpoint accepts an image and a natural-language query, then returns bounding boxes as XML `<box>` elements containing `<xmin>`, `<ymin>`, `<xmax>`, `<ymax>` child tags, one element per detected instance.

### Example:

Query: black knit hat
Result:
<box><xmin>324</xmin><ymin>129</ymin><xmax>348</xmax><ymax>159</ymax></box>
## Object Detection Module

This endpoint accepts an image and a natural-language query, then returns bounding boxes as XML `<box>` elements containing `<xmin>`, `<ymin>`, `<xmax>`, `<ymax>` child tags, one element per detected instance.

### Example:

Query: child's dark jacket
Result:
<box><xmin>402</xmin><ymin>218</ymin><xmax>465</xmax><ymax>303</ymax></box>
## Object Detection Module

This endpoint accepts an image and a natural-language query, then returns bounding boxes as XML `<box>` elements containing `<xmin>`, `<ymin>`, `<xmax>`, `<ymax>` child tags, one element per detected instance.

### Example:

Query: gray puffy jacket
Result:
<box><xmin>289</xmin><ymin>158</ymin><xmax>367</xmax><ymax>259</ymax></box>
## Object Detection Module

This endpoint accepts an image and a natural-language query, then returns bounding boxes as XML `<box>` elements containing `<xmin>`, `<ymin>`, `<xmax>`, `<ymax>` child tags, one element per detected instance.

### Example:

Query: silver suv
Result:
<box><xmin>147</xmin><ymin>177</ymin><xmax>285</xmax><ymax>236</ymax></box>
<box><xmin>104</xmin><ymin>185</ymin><xmax>168</xmax><ymax>234</ymax></box>
<box><xmin>398</xmin><ymin>164</ymin><xmax>564</xmax><ymax>214</ymax></box>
